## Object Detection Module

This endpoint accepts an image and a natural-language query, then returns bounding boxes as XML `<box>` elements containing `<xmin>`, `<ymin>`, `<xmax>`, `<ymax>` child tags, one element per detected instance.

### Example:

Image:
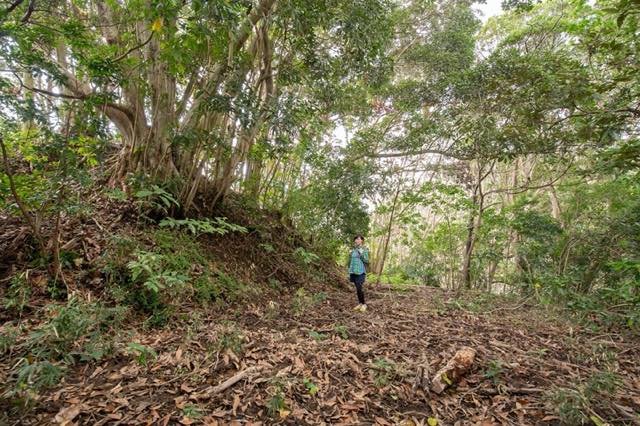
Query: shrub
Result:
<box><xmin>4</xmin><ymin>273</ymin><xmax>31</xmax><ymax>314</ymax></box>
<box><xmin>133</xmin><ymin>184</ymin><xmax>179</xmax><ymax>217</ymax></box>
<box><xmin>126</xmin><ymin>342</ymin><xmax>158</xmax><ymax>367</ymax></box>
<box><xmin>11</xmin><ymin>360</ymin><xmax>64</xmax><ymax>397</ymax></box>
<box><xmin>217</xmin><ymin>322</ymin><xmax>244</xmax><ymax>354</ymax></box>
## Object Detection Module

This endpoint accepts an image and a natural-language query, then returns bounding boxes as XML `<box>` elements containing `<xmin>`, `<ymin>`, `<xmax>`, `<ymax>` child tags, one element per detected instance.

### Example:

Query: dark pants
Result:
<box><xmin>349</xmin><ymin>273</ymin><xmax>366</xmax><ymax>304</ymax></box>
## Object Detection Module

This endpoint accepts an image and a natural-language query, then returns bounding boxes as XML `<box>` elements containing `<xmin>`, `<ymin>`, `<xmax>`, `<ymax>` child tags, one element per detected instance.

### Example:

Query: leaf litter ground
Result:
<box><xmin>6</xmin><ymin>284</ymin><xmax>640</xmax><ymax>425</ymax></box>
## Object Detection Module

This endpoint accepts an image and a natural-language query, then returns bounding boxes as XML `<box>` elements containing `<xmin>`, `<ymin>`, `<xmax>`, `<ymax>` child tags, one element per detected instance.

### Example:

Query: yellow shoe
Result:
<box><xmin>360</xmin><ymin>304</ymin><xmax>367</xmax><ymax>312</ymax></box>
<box><xmin>353</xmin><ymin>304</ymin><xmax>362</xmax><ymax>311</ymax></box>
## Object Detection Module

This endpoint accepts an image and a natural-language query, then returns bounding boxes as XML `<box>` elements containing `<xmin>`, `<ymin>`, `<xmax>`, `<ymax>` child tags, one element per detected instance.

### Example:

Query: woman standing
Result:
<box><xmin>348</xmin><ymin>235</ymin><xmax>369</xmax><ymax>312</ymax></box>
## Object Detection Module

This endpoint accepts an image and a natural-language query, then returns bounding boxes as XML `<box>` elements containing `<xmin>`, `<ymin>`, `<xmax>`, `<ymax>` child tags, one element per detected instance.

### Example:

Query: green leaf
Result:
<box><xmin>441</xmin><ymin>372</ymin><xmax>452</xmax><ymax>385</ymax></box>
<box><xmin>308</xmin><ymin>330</ymin><xmax>327</xmax><ymax>341</ymax></box>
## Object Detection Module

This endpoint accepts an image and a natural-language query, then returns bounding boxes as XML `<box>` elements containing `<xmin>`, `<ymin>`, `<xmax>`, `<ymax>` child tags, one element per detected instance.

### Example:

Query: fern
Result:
<box><xmin>134</xmin><ymin>185</ymin><xmax>179</xmax><ymax>214</ymax></box>
<box><xmin>159</xmin><ymin>217</ymin><xmax>247</xmax><ymax>236</ymax></box>
<box><xmin>127</xmin><ymin>250</ymin><xmax>189</xmax><ymax>293</ymax></box>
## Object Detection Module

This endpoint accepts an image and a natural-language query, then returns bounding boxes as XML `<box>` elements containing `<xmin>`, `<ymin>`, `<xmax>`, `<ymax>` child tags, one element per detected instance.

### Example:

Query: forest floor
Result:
<box><xmin>8</xmin><ymin>283</ymin><xmax>640</xmax><ymax>425</ymax></box>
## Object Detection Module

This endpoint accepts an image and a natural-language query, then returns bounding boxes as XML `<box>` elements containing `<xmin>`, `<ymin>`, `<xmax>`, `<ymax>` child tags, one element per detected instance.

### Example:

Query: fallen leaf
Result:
<box><xmin>113</xmin><ymin>397</ymin><xmax>129</xmax><ymax>406</ymax></box>
<box><xmin>279</xmin><ymin>409</ymin><xmax>291</xmax><ymax>418</ymax></box>
<box><xmin>232</xmin><ymin>394</ymin><xmax>241</xmax><ymax>416</ymax></box>
<box><xmin>174</xmin><ymin>396</ymin><xmax>186</xmax><ymax>409</ymax></box>
<box><xmin>54</xmin><ymin>404</ymin><xmax>82</xmax><ymax>425</ymax></box>
<box><xmin>375</xmin><ymin>416</ymin><xmax>392</xmax><ymax>425</ymax></box>
<box><xmin>160</xmin><ymin>413</ymin><xmax>171</xmax><ymax>426</ymax></box>
<box><xmin>590</xmin><ymin>415</ymin><xmax>608</xmax><ymax>426</ymax></box>
<box><xmin>181</xmin><ymin>383</ymin><xmax>195</xmax><ymax>393</ymax></box>
<box><xmin>90</xmin><ymin>366</ymin><xmax>104</xmax><ymax>379</ymax></box>
<box><xmin>359</xmin><ymin>344</ymin><xmax>372</xmax><ymax>354</ymax></box>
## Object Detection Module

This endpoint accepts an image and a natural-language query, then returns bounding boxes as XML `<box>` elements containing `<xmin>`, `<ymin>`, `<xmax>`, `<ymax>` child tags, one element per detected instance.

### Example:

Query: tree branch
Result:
<box><xmin>485</xmin><ymin>161</ymin><xmax>573</xmax><ymax>196</ymax></box>
<box><xmin>21</xmin><ymin>0</ymin><xmax>35</xmax><ymax>23</ymax></box>
<box><xmin>111</xmin><ymin>30</ymin><xmax>154</xmax><ymax>63</ymax></box>
<box><xmin>360</xmin><ymin>148</ymin><xmax>471</xmax><ymax>161</ymax></box>
<box><xmin>0</xmin><ymin>133</ymin><xmax>44</xmax><ymax>251</ymax></box>
<box><xmin>5</xmin><ymin>0</ymin><xmax>25</xmax><ymax>14</ymax></box>
<box><xmin>12</xmin><ymin>71</ymin><xmax>135</xmax><ymax>119</ymax></box>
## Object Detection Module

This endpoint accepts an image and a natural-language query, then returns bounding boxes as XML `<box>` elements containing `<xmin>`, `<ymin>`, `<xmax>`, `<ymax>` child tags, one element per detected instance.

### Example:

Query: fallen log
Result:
<box><xmin>431</xmin><ymin>346</ymin><xmax>476</xmax><ymax>394</ymax></box>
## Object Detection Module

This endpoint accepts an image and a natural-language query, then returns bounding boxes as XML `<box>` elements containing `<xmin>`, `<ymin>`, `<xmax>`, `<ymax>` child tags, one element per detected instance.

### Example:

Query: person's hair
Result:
<box><xmin>353</xmin><ymin>235</ymin><xmax>365</xmax><ymax>242</ymax></box>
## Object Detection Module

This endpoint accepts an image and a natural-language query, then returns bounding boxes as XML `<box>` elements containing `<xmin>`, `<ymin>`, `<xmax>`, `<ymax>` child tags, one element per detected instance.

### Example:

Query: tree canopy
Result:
<box><xmin>2</xmin><ymin>0</ymin><xmax>640</xmax><ymax>423</ymax></box>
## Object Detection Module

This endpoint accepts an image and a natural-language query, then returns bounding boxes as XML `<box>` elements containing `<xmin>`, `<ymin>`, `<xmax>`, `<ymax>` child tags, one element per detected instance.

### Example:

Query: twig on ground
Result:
<box><xmin>204</xmin><ymin>366</ymin><xmax>261</xmax><ymax>396</ymax></box>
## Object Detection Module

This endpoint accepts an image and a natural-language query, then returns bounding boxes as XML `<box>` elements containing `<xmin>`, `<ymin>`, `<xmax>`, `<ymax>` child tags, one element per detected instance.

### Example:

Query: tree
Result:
<box><xmin>1</xmin><ymin>0</ymin><xmax>394</xmax><ymax>211</ymax></box>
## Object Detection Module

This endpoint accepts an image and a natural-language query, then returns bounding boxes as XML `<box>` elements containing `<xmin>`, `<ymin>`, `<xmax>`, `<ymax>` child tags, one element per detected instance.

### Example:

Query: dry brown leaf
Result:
<box><xmin>375</xmin><ymin>416</ymin><xmax>392</xmax><ymax>425</ymax></box>
<box><xmin>211</xmin><ymin>409</ymin><xmax>229</xmax><ymax>417</ymax></box>
<box><xmin>359</xmin><ymin>344</ymin><xmax>372</xmax><ymax>354</ymax></box>
<box><xmin>54</xmin><ymin>404</ymin><xmax>82</xmax><ymax>425</ymax></box>
<box><xmin>174</xmin><ymin>396</ymin><xmax>186</xmax><ymax>409</ymax></box>
<box><xmin>474</xmin><ymin>420</ymin><xmax>497</xmax><ymax>426</ymax></box>
<box><xmin>159</xmin><ymin>413</ymin><xmax>171</xmax><ymax>426</ymax></box>
<box><xmin>180</xmin><ymin>383</ymin><xmax>195</xmax><ymax>393</ymax></box>
<box><xmin>176</xmin><ymin>347</ymin><xmax>183</xmax><ymax>361</ymax></box>
<box><xmin>202</xmin><ymin>417</ymin><xmax>219</xmax><ymax>426</ymax></box>
<box><xmin>90</xmin><ymin>366</ymin><xmax>104</xmax><ymax>379</ymax></box>
<box><xmin>340</xmin><ymin>403</ymin><xmax>360</xmax><ymax>411</ymax></box>
<box><xmin>294</xmin><ymin>356</ymin><xmax>305</xmax><ymax>371</ymax></box>
<box><xmin>232</xmin><ymin>394</ymin><xmax>241</xmax><ymax>416</ymax></box>
<box><xmin>179</xmin><ymin>416</ymin><xmax>194</xmax><ymax>425</ymax></box>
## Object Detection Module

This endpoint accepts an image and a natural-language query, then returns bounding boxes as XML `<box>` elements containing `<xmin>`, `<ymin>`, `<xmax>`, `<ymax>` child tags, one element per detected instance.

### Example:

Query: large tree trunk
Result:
<box><xmin>56</xmin><ymin>0</ymin><xmax>278</xmax><ymax>202</ymax></box>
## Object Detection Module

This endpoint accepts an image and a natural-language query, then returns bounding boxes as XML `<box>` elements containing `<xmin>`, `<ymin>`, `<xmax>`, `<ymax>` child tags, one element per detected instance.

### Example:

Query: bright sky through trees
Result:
<box><xmin>476</xmin><ymin>0</ymin><xmax>503</xmax><ymax>21</ymax></box>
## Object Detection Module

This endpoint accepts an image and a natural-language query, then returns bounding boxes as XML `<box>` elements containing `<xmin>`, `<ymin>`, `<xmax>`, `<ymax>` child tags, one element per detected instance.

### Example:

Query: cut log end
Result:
<box><xmin>430</xmin><ymin>346</ymin><xmax>477</xmax><ymax>394</ymax></box>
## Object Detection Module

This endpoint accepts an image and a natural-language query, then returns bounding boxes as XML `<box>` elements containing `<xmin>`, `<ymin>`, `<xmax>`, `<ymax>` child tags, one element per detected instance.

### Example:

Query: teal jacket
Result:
<box><xmin>348</xmin><ymin>247</ymin><xmax>369</xmax><ymax>274</ymax></box>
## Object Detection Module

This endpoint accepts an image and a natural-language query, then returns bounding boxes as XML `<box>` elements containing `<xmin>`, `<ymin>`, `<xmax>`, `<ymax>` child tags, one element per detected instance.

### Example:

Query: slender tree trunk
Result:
<box><xmin>460</xmin><ymin>162</ymin><xmax>492</xmax><ymax>290</ymax></box>
<box><xmin>549</xmin><ymin>185</ymin><xmax>561</xmax><ymax>223</ymax></box>
<box><xmin>460</xmin><ymin>188</ymin><xmax>478</xmax><ymax>290</ymax></box>
<box><xmin>376</xmin><ymin>186</ymin><xmax>401</xmax><ymax>285</ymax></box>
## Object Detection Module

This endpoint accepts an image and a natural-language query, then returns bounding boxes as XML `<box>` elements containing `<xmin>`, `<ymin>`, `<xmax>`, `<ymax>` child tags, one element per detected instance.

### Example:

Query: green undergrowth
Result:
<box><xmin>446</xmin><ymin>285</ymin><xmax>640</xmax><ymax>332</ymax></box>
<box><xmin>545</xmin><ymin>370</ymin><xmax>624</xmax><ymax>425</ymax></box>
<box><xmin>101</xmin><ymin>227</ymin><xmax>250</xmax><ymax>329</ymax></box>
<box><xmin>446</xmin><ymin>291</ymin><xmax>523</xmax><ymax>314</ymax></box>
<box><xmin>1</xmin><ymin>298</ymin><xmax>128</xmax><ymax>411</ymax></box>
<box><xmin>0</xmin><ymin>219</ymin><xmax>243</xmax><ymax>410</ymax></box>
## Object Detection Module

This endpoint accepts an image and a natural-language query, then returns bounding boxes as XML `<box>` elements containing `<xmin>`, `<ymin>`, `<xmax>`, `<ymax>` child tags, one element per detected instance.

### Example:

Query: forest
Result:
<box><xmin>1</xmin><ymin>0</ymin><xmax>639</xmax><ymax>424</ymax></box>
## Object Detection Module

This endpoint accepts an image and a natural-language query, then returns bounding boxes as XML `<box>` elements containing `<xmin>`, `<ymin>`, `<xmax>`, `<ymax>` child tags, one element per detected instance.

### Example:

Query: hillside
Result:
<box><xmin>1</xmin><ymin>195</ymin><xmax>639</xmax><ymax>425</ymax></box>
